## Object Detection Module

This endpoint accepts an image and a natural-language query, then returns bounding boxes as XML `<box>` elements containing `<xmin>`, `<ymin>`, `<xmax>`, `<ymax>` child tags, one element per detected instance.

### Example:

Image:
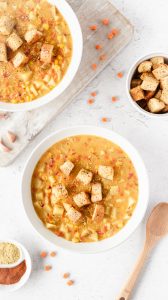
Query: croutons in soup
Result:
<box><xmin>31</xmin><ymin>135</ymin><xmax>139</xmax><ymax>243</ymax></box>
<box><xmin>0</xmin><ymin>0</ymin><xmax>72</xmax><ymax>104</ymax></box>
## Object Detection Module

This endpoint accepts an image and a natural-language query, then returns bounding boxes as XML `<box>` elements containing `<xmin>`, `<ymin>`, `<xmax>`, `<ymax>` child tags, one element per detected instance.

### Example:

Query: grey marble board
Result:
<box><xmin>0</xmin><ymin>0</ymin><xmax>133</xmax><ymax>166</ymax></box>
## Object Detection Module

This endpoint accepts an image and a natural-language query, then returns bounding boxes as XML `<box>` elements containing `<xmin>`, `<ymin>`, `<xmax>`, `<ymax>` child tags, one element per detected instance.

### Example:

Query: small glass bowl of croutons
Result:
<box><xmin>127</xmin><ymin>53</ymin><xmax>168</xmax><ymax>117</ymax></box>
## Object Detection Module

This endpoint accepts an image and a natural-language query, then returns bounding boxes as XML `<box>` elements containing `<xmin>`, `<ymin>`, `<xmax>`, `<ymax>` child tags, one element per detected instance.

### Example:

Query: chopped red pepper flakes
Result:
<box><xmin>63</xmin><ymin>272</ymin><xmax>70</xmax><ymax>279</ymax></box>
<box><xmin>95</xmin><ymin>44</ymin><xmax>102</xmax><ymax>50</ymax></box>
<box><xmin>117</xmin><ymin>72</ymin><xmax>123</xmax><ymax>78</ymax></box>
<box><xmin>99</xmin><ymin>54</ymin><xmax>106</xmax><ymax>61</ymax></box>
<box><xmin>40</xmin><ymin>251</ymin><xmax>48</xmax><ymax>258</ymax></box>
<box><xmin>102</xmin><ymin>18</ymin><xmax>110</xmax><ymax>25</ymax></box>
<box><xmin>67</xmin><ymin>280</ymin><xmax>74</xmax><ymax>286</ymax></box>
<box><xmin>50</xmin><ymin>251</ymin><xmax>57</xmax><ymax>257</ymax></box>
<box><xmin>87</xmin><ymin>98</ymin><xmax>95</xmax><ymax>105</ymax></box>
<box><xmin>112</xmin><ymin>96</ymin><xmax>118</xmax><ymax>102</ymax></box>
<box><xmin>89</xmin><ymin>24</ymin><xmax>97</xmax><ymax>31</ymax></box>
<box><xmin>91</xmin><ymin>63</ymin><xmax>97</xmax><ymax>70</ymax></box>
<box><xmin>101</xmin><ymin>117</ymin><xmax>110</xmax><ymax>123</ymax></box>
<box><xmin>90</xmin><ymin>91</ymin><xmax>97</xmax><ymax>97</ymax></box>
<box><xmin>44</xmin><ymin>265</ymin><xmax>52</xmax><ymax>271</ymax></box>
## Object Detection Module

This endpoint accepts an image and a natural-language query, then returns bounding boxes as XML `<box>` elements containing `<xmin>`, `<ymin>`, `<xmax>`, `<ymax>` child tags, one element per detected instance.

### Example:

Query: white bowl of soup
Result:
<box><xmin>21</xmin><ymin>126</ymin><xmax>149</xmax><ymax>253</ymax></box>
<box><xmin>0</xmin><ymin>0</ymin><xmax>83</xmax><ymax>111</ymax></box>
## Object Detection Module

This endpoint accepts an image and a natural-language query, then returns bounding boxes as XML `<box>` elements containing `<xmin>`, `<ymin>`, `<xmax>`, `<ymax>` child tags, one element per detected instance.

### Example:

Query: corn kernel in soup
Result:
<box><xmin>0</xmin><ymin>0</ymin><xmax>72</xmax><ymax>104</ymax></box>
<box><xmin>31</xmin><ymin>135</ymin><xmax>139</xmax><ymax>243</ymax></box>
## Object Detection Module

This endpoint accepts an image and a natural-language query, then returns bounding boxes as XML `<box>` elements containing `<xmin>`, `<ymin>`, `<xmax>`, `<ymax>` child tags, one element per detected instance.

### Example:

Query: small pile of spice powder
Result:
<box><xmin>0</xmin><ymin>242</ymin><xmax>20</xmax><ymax>265</ymax></box>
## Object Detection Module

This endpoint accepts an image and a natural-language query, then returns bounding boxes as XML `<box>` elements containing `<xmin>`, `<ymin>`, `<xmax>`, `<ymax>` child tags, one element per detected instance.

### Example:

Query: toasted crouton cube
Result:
<box><xmin>91</xmin><ymin>183</ymin><xmax>102</xmax><ymax>202</ymax></box>
<box><xmin>0</xmin><ymin>42</ymin><xmax>7</xmax><ymax>62</ymax></box>
<box><xmin>0</xmin><ymin>2</ymin><xmax>7</xmax><ymax>10</ymax></box>
<box><xmin>60</xmin><ymin>161</ymin><xmax>74</xmax><ymax>176</ymax></box>
<box><xmin>98</xmin><ymin>165</ymin><xmax>114</xmax><ymax>181</ymax></box>
<box><xmin>24</xmin><ymin>29</ymin><xmax>42</xmax><ymax>44</ymax></box>
<box><xmin>160</xmin><ymin>76</ymin><xmax>168</xmax><ymax>90</ymax></box>
<box><xmin>130</xmin><ymin>86</ymin><xmax>145</xmax><ymax>101</ymax></box>
<box><xmin>73</xmin><ymin>192</ymin><xmax>90</xmax><ymax>208</ymax></box>
<box><xmin>152</xmin><ymin>64</ymin><xmax>168</xmax><ymax>80</ymax></box>
<box><xmin>160</xmin><ymin>89</ymin><xmax>168</xmax><ymax>104</ymax></box>
<box><xmin>40</xmin><ymin>43</ymin><xmax>54</xmax><ymax>63</ymax></box>
<box><xmin>155</xmin><ymin>89</ymin><xmax>162</xmax><ymax>99</ymax></box>
<box><xmin>63</xmin><ymin>203</ymin><xmax>82</xmax><ymax>223</ymax></box>
<box><xmin>131</xmin><ymin>79</ymin><xmax>142</xmax><ymax>88</ymax></box>
<box><xmin>76</xmin><ymin>169</ymin><xmax>93</xmax><ymax>185</ymax></box>
<box><xmin>92</xmin><ymin>204</ymin><xmax>104</xmax><ymax>223</ymax></box>
<box><xmin>109</xmin><ymin>185</ymin><xmax>119</xmax><ymax>196</ymax></box>
<box><xmin>138</xmin><ymin>61</ymin><xmax>152</xmax><ymax>73</ymax></box>
<box><xmin>140</xmin><ymin>72</ymin><xmax>154</xmax><ymax>80</ymax></box>
<box><xmin>0</xmin><ymin>16</ymin><xmax>15</xmax><ymax>35</ymax></box>
<box><xmin>150</xmin><ymin>56</ymin><xmax>164</xmax><ymax>69</ymax></box>
<box><xmin>141</xmin><ymin>74</ymin><xmax>159</xmax><ymax>91</ymax></box>
<box><xmin>12</xmin><ymin>51</ymin><xmax>28</xmax><ymax>68</ymax></box>
<box><xmin>52</xmin><ymin>184</ymin><xmax>68</xmax><ymax>201</ymax></box>
<box><xmin>6</xmin><ymin>32</ymin><xmax>23</xmax><ymax>51</ymax></box>
<box><xmin>147</xmin><ymin>98</ymin><xmax>165</xmax><ymax>113</ymax></box>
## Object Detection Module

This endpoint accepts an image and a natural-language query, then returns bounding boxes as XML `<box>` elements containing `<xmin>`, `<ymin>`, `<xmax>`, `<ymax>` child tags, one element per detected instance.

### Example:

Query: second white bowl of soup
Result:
<box><xmin>0</xmin><ymin>0</ymin><xmax>83</xmax><ymax>111</ymax></box>
<box><xmin>22</xmin><ymin>127</ymin><xmax>149</xmax><ymax>253</ymax></box>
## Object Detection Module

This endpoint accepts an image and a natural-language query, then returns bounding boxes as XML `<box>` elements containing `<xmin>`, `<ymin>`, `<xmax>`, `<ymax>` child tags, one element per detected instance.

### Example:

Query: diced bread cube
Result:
<box><xmin>130</xmin><ymin>86</ymin><xmax>145</xmax><ymax>101</ymax></box>
<box><xmin>76</xmin><ymin>169</ymin><xmax>93</xmax><ymax>185</ymax></box>
<box><xmin>152</xmin><ymin>64</ymin><xmax>168</xmax><ymax>80</ymax></box>
<box><xmin>40</xmin><ymin>43</ymin><xmax>54</xmax><ymax>63</ymax></box>
<box><xmin>109</xmin><ymin>185</ymin><xmax>119</xmax><ymax>196</ymax></box>
<box><xmin>141</xmin><ymin>75</ymin><xmax>159</xmax><ymax>91</ymax></box>
<box><xmin>150</xmin><ymin>56</ymin><xmax>164</xmax><ymax>69</ymax></box>
<box><xmin>155</xmin><ymin>89</ymin><xmax>162</xmax><ymax>99</ymax></box>
<box><xmin>52</xmin><ymin>184</ymin><xmax>68</xmax><ymax>201</ymax></box>
<box><xmin>6</xmin><ymin>32</ymin><xmax>23</xmax><ymax>51</ymax></box>
<box><xmin>160</xmin><ymin>89</ymin><xmax>168</xmax><ymax>104</ymax></box>
<box><xmin>0</xmin><ymin>42</ymin><xmax>7</xmax><ymax>62</ymax></box>
<box><xmin>0</xmin><ymin>16</ymin><xmax>15</xmax><ymax>35</ymax></box>
<box><xmin>145</xmin><ymin>90</ymin><xmax>155</xmax><ymax>100</ymax></box>
<box><xmin>138</xmin><ymin>61</ymin><xmax>152</xmax><ymax>73</ymax></box>
<box><xmin>91</xmin><ymin>183</ymin><xmax>102</xmax><ymax>202</ymax></box>
<box><xmin>140</xmin><ymin>72</ymin><xmax>154</xmax><ymax>80</ymax></box>
<box><xmin>147</xmin><ymin>98</ymin><xmax>165</xmax><ymax>113</ymax></box>
<box><xmin>53</xmin><ymin>204</ymin><xmax>64</xmax><ymax>216</ymax></box>
<box><xmin>24</xmin><ymin>29</ymin><xmax>42</xmax><ymax>44</ymax></box>
<box><xmin>60</xmin><ymin>160</ymin><xmax>74</xmax><ymax>176</ymax></box>
<box><xmin>12</xmin><ymin>51</ymin><xmax>28</xmax><ymax>68</ymax></box>
<box><xmin>98</xmin><ymin>165</ymin><xmax>114</xmax><ymax>181</ymax></box>
<box><xmin>131</xmin><ymin>79</ymin><xmax>142</xmax><ymax>88</ymax></box>
<box><xmin>160</xmin><ymin>76</ymin><xmax>168</xmax><ymax>90</ymax></box>
<box><xmin>0</xmin><ymin>2</ymin><xmax>7</xmax><ymax>10</ymax></box>
<box><xmin>92</xmin><ymin>204</ymin><xmax>104</xmax><ymax>223</ymax></box>
<box><xmin>73</xmin><ymin>192</ymin><xmax>90</xmax><ymax>208</ymax></box>
<box><xmin>63</xmin><ymin>203</ymin><xmax>82</xmax><ymax>223</ymax></box>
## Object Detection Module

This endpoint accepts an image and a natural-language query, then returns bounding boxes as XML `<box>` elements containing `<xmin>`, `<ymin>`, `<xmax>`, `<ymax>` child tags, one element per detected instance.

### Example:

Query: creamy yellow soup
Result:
<box><xmin>31</xmin><ymin>135</ymin><xmax>139</xmax><ymax>243</ymax></box>
<box><xmin>0</xmin><ymin>0</ymin><xmax>72</xmax><ymax>103</ymax></box>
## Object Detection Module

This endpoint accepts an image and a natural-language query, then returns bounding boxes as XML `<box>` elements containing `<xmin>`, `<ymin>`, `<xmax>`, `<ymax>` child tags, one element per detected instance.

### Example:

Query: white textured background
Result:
<box><xmin>1</xmin><ymin>0</ymin><xmax>168</xmax><ymax>299</ymax></box>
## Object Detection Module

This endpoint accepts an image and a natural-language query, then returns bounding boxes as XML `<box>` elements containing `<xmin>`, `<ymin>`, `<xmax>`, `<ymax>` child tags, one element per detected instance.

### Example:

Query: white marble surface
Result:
<box><xmin>1</xmin><ymin>0</ymin><xmax>168</xmax><ymax>299</ymax></box>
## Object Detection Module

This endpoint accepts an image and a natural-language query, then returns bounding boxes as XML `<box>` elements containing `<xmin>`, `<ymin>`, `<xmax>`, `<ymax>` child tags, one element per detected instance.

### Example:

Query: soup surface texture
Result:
<box><xmin>0</xmin><ymin>0</ymin><xmax>72</xmax><ymax>103</ymax></box>
<box><xmin>31</xmin><ymin>135</ymin><xmax>139</xmax><ymax>243</ymax></box>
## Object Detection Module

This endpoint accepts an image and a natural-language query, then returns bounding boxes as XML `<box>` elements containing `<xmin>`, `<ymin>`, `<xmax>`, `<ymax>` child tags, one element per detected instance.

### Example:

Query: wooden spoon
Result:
<box><xmin>117</xmin><ymin>202</ymin><xmax>168</xmax><ymax>300</ymax></box>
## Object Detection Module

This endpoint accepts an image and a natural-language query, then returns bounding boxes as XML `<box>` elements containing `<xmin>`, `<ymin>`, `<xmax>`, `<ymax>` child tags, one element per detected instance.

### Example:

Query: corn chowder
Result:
<box><xmin>31</xmin><ymin>135</ymin><xmax>139</xmax><ymax>243</ymax></box>
<box><xmin>0</xmin><ymin>0</ymin><xmax>72</xmax><ymax>103</ymax></box>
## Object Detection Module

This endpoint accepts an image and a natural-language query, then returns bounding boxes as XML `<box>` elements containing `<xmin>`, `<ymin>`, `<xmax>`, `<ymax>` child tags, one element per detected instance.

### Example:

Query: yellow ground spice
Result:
<box><xmin>0</xmin><ymin>243</ymin><xmax>20</xmax><ymax>265</ymax></box>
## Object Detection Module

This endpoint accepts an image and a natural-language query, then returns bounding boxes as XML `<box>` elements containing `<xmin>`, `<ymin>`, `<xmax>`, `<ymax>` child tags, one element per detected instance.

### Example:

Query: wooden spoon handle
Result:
<box><xmin>116</xmin><ymin>242</ymin><xmax>152</xmax><ymax>300</ymax></box>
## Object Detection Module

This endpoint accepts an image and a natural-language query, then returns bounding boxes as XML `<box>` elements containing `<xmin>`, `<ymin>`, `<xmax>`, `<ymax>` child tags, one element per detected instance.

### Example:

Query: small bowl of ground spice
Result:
<box><xmin>0</xmin><ymin>240</ymin><xmax>31</xmax><ymax>292</ymax></box>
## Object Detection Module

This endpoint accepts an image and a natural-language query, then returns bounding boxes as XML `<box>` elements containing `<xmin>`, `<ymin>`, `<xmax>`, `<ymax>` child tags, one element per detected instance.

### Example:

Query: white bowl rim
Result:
<box><xmin>0</xmin><ymin>0</ymin><xmax>83</xmax><ymax>112</ymax></box>
<box><xmin>0</xmin><ymin>239</ymin><xmax>32</xmax><ymax>292</ymax></box>
<box><xmin>21</xmin><ymin>126</ymin><xmax>149</xmax><ymax>254</ymax></box>
<box><xmin>127</xmin><ymin>52</ymin><xmax>168</xmax><ymax>118</ymax></box>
